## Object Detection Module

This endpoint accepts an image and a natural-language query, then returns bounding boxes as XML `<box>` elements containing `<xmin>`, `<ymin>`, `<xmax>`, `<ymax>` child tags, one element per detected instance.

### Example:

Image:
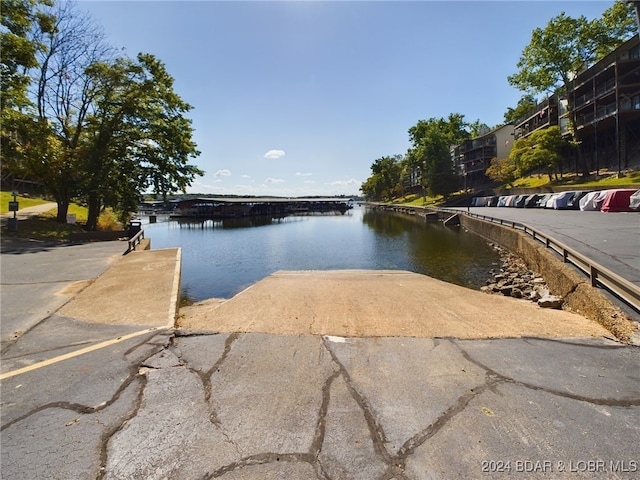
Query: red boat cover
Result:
<box><xmin>600</xmin><ymin>189</ymin><xmax>638</xmax><ymax>213</ymax></box>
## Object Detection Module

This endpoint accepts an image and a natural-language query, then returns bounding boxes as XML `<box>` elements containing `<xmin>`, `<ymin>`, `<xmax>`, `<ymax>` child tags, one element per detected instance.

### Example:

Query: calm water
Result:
<box><xmin>141</xmin><ymin>206</ymin><xmax>500</xmax><ymax>301</ymax></box>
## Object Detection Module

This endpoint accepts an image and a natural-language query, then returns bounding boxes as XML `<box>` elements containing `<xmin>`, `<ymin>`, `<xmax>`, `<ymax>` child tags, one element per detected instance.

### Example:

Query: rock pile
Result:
<box><xmin>481</xmin><ymin>243</ymin><xmax>564</xmax><ymax>309</ymax></box>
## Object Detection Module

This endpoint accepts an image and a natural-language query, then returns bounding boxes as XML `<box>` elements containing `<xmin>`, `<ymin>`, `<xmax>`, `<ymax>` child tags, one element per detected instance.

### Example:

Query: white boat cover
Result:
<box><xmin>544</xmin><ymin>193</ymin><xmax>559</xmax><ymax>208</ymax></box>
<box><xmin>630</xmin><ymin>191</ymin><xmax>640</xmax><ymax>211</ymax></box>
<box><xmin>579</xmin><ymin>191</ymin><xmax>600</xmax><ymax>211</ymax></box>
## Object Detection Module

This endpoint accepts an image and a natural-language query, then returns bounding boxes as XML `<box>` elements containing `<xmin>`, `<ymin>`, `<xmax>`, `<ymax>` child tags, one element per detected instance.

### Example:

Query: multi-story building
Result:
<box><xmin>513</xmin><ymin>34</ymin><xmax>640</xmax><ymax>175</ymax></box>
<box><xmin>571</xmin><ymin>34</ymin><xmax>640</xmax><ymax>174</ymax></box>
<box><xmin>453</xmin><ymin>124</ymin><xmax>514</xmax><ymax>188</ymax></box>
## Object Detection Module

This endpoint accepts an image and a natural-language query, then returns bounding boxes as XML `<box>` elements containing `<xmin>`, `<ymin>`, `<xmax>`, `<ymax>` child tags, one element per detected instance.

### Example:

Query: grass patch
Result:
<box><xmin>391</xmin><ymin>193</ymin><xmax>443</xmax><ymax>206</ymax></box>
<box><xmin>2</xmin><ymin>198</ymin><xmax>124</xmax><ymax>241</ymax></box>
<box><xmin>2</xmin><ymin>217</ymin><xmax>86</xmax><ymax>241</ymax></box>
<box><xmin>38</xmin><ymin>203</ymin><xmax>89</xmax><ymax>223</ymax></box>
<box><xmin>554</xmin><ymin>170</ymin><xmax>640</xmax><ymax>188</ymax></box>
<box><xmin>509</xmin><ymin>176</ymin><xmax>550</xmax><ymax>189</ymax></box>
<box><xmin>500</xmin><ymin>170</ymin><xmax>639</xmax><ymax>191</ymax></box>
<box><xmin>0</xmin><ymin>192</ymin><xmax>52</xmax><ymax>214</ymax></box>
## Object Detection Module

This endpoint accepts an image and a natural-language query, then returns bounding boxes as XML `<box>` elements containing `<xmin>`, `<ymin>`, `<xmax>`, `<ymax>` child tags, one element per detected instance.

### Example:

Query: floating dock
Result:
<box><xmin>171</xmin><ymin>197</ymin><xmax>354</xmax><ymax>218</ymax></box>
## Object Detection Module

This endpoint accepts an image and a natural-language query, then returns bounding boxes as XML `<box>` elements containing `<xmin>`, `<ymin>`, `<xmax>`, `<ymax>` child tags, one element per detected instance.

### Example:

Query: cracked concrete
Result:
<box><xmin>97</xmin><ymin>332</ymin><xmax>639</xmax><ymax>480</ymax></box>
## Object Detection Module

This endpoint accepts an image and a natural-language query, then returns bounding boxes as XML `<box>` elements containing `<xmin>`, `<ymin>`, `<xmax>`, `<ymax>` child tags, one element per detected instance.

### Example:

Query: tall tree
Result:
<box><xmin>0</xmin><ymin>0</ymin><xmax>55</xmax><ymax>178</ymax></box>
<box><xmin>360</xmin><ymin>155</ymin><xmax>403</xmax><ymax>201</ymax></box>
<box><xmin>507</xmin><ymin>1</ymin><xmax>636</xmax><ymax>176</ymax></box>
<box><xmin>27</xmin><ymin>0</ymin><xmax>114</xmax><ymax>221</ymax></box>
<box><xmin>82</xmin><ymin>54</ymin><xmax>203</xmax><ymax>229</ymax></box>
<box><xmin>406</xmin><ymin>114</ymin><xmax>467</xmax><ymax>200</ymax></box>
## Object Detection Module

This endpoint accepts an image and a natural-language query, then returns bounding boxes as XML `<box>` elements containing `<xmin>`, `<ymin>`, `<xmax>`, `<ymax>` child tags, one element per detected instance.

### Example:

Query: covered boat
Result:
<box><xmin>566</xmin><ymin>191</ymin><xmax>588</xmax><ymax>210</ymax></box>
<box><xmin>524</xmin><ymin>194</ymin><xmax>542</xmax><ymax>208</ymax></box>
<box><xmin>551</xmin><ymin>191</ymin><xmax>580</xmax><ymax>209</ymax></box>
<box><xmin>600</xmin><ymin>189</ymin><xmax>638</xmax><ymax>213</ymax></box>
<box><xmin>579</xmin><ymin>191</ymin><xmax>601</xmax><ymax>211</ymax></box>
<box><xmin>630</xmin><ymin>190</ymin><xmax>640</xmax><ymax>211</ymax></box>
<box><xmin>593</xmin><ymin>189</ymin><xmax>615</xmax><ymax>211</ymax></box>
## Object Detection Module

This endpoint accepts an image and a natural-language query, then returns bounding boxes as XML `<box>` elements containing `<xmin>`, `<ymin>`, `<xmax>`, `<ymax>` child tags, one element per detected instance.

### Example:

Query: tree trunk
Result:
<box><xmin>86</xmin><ymin>192</ymin><xmax>101</xmax><ymax>231</ymax></box>
<box><xmin>56</xmin><ymin>197</ymin><xmax>69</xmax><ymax>223</ymax></box>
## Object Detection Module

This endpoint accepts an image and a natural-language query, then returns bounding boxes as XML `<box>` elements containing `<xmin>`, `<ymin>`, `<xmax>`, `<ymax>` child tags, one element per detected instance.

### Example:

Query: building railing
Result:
<box><xmin>437</xmin><ymin>208</ymin><xmax>640</xmax><ymax>313</ymax></box>
<box><xmin>595</xmin><ymin>78</ymin><xmax>616</xmax><ymax>97</ymax></box>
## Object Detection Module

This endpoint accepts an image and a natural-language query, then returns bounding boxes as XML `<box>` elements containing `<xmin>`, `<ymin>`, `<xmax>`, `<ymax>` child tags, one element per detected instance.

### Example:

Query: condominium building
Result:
<box><xmin>453</xmin><ymin>124</ymin><xmax>514</xmax><ymax>189</ymax></box>
<box><xmin>513</xmin><ymin>34</ymin><xmax>640</xmax><ymax>175</ymax></box>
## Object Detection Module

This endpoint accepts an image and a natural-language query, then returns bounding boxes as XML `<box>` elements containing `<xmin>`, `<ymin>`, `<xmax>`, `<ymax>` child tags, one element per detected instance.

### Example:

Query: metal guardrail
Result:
<box><xmin>438</xmin><ymin>207</ymin><xmax>640</xmax><ymax>313</ymax></box>
<box><xmin>126</xmin><ymin>229</ymin><xmax>144</xmax><ymax>254</ymax></box>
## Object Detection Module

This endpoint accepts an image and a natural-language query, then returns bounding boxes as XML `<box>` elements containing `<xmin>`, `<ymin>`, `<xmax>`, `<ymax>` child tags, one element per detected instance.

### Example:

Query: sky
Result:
<box><xmin>78</xmin><ymin>0</ymin><xmax>614</xmax><ymax>197</ymax></box>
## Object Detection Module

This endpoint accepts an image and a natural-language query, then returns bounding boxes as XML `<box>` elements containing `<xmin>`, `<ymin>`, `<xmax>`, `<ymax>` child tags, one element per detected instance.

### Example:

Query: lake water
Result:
<box><xmin>141</xmin><ymin>206</ymin><xmax>500</xmax><ymax>301</ymax></box>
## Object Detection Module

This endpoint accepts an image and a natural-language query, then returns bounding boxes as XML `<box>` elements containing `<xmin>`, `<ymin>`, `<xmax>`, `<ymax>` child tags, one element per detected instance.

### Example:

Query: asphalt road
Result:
<box><xmin>461</xmin><ymin>207</ymin><xmax>640</xmax><ymax>286</ymax></box>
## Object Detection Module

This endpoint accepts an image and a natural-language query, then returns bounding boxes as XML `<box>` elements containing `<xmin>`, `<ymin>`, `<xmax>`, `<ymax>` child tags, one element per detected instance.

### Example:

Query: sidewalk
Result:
<box><xmin>0</xmin><ymin>202</ymin><xmax>57</xmax><ymax>225</ymax></box>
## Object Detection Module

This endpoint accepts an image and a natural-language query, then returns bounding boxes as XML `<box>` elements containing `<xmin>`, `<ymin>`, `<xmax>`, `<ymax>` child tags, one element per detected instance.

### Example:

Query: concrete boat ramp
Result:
<box><xmin>2</xmin><ymin>244</ymin><xmax>639</xmax><ymax>479</ymax></box>
<box><xmin>179</xmin><ymin>269</ymin><xmax>610</xmax><ymax>339</ymax></box>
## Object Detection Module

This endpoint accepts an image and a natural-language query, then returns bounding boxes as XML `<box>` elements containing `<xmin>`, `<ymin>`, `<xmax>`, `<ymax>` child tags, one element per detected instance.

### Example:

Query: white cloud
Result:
<box><xmin>241</xmin><ymin>174</ymin><xmax>251</xmax><ymax>179</ymax></box>
<box><xmin>328</xmin><ymin>178</ymin><xmax>359</xmax><ymax>186</ymax></box>
<box><xmin>296</xmin><ymin>172</ymin><xmax>313</xmax><ymax>176</ymax></box>
<box><xmin>304</xmin><ymin>180</ymin><xmax>316</xmax><ymax>184</ymax></box>
<box><xmin>264</xmin><ymin>149</ymin><xmax>286</xmax><ymax>159</ymax></box>
<box><xmin>265</xmin><ymin>177</ymin><xmax>285</xmax><ymax>184</ymax></box>
<box><xmin>214</xmin><ymin>169</ymin><xmax>231</xmax><ymax>177</ymax></box>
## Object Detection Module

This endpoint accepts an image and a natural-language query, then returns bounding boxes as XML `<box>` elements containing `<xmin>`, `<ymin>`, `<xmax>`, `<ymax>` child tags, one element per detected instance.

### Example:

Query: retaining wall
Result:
<box><xmin>459</xmin><ymin>214</ymin><xmax>636</xmax><ymax>343</ymax></box>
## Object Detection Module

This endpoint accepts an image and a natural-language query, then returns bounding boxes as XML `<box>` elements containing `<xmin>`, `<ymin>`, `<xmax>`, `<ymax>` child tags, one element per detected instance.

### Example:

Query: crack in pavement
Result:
<box><xmin>95</xmin><ymin>333</ymin><xmax>640</xmax><ymax>479</ymax></box>
<box><xmin>1</xmin><ymin>332</ymin><xmax>166</xmax><ymax>431</ymax></box>
<box><xmin>453</xmin><ymin>338</ymin><xmax>640</xmax><ymax>407</ymax></box>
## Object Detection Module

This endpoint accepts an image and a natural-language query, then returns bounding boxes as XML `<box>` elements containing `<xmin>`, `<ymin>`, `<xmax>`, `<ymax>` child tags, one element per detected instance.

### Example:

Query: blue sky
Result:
<box><xmin>79</xmin><ymin>1</ymin><xmax>613</xmax><ymax>197</ymax></box>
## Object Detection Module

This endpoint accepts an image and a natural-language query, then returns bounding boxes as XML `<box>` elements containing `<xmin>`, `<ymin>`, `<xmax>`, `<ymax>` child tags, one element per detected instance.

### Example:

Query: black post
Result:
<box><xmin>594</xmin><ymin>120</ymin><xmax>599</xmax><ymax>179</ymax></box>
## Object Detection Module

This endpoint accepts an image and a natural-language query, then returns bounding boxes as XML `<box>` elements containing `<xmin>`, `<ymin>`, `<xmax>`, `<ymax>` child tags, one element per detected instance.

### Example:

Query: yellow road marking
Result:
<box><xmin>0</xmin><ymin>327</ymin><xmax>162</xmax><ymax>380</ymax></box>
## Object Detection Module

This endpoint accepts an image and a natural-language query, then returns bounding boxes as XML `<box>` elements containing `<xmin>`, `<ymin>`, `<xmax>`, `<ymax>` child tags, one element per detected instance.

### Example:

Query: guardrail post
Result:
<box><xmin>589</xmin><ymin>265</ymin><xmax>598</xmax><ymax>287</ymax></box>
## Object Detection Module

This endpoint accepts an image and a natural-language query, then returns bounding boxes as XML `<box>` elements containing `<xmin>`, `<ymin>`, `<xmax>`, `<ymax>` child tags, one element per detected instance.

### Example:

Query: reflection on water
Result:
<box><xmin>143</xmin><ymin>206</ymin><xmax>499</xmax><ymax>301</ymax></box>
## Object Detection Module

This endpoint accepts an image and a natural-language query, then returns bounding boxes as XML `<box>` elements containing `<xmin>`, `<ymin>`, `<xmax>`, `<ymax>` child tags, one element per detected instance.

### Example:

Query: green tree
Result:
<box><xmin>0</xmin><ymin>0</ymin><xmax>55</xmax><ymax>178</ymax></box>
<box><xmin>406</xmin><ymin>114</ymin><xmax>466</xmax><ymax>200</ymax></box>
<box><xmin>24</xmin><ymin>0</ymin><xmax>113</xmax><ymax>221</ymax></box>
<box><xmin>82</xmin><ymin>54</ymin><xmax>203</xmax><ymax>229</ymax></box>
<box><xmin>508</xmin><ymin>2</ymin><xmax>636</xmax><ymax>176</ymax></box>
<box><xmin>509</xmin><ymin>126</ymin><xmax>566</xmax><ymax>181</ymax></box>
<box><xmin>485</xmin><ymin>156</ymin><xmax>517</xmax><ymax>187</ymax></box>
<box><xmin>2</xmin><ymin>0</ymin><xmax>203</xmax><ymax>228</ymax></box>
<box><xmin>360</xmin><ymin>155</ymin><xmax>402</xmax><ymax>201</ymax></box>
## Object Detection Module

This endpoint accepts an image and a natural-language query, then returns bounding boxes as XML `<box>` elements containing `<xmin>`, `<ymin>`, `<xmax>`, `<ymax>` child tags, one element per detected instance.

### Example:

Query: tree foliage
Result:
<box><xmin>360</xmin><ymin>155</ymin><xmax>403</xmax><ymax>201</ymax></box>
<box><xmin>81</xmin><ymin>54</ymin><xmax>202</xmax><ymax>229</ymax></box>
<box><xmin>1</xmin><ymin>0</ymin><xmax>203</xmax><ymax>228</ymax></box>
<box><xmin>485</xmin><ymin>157</ymin><xmax>517</xmax><ymax>187</ymax></box>
<box><xmin>405</xmin><ymin>114</ymin><xmax>468</xmax><ymax>200</ymax></box>
<box><xmin>508</xmin><ymin>126</ymin><xmax>567</xmax><ymax>181</ymax></box>
<box><xmin>507</xmin><ymin>1</ymin><xmax>636</xmax><ymax>176</ymax></box>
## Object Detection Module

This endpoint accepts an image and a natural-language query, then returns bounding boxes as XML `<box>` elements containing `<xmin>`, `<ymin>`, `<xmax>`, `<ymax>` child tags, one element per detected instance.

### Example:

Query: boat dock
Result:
<box><xmin>171</xmin><ymin>196</ymin><xmax>354</xmax><ymax>218</ymax></box>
